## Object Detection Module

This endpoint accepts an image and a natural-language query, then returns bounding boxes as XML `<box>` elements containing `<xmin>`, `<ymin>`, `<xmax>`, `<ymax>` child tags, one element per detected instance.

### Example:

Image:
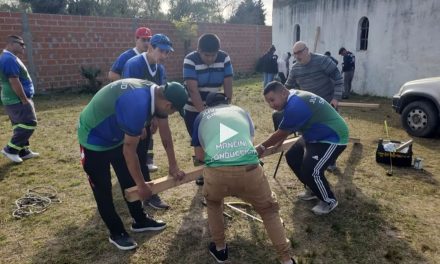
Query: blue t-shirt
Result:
<box><xmin>78</xmin><ymin>79</ymin><xmax>155</xmax><ymax>151</ymax></box>
<box><xmin>183</xmin><ymin>50</ymin><xmax>233</xmax><ymax>112</ymax></box>
<box><xmin>122</xmin><ymin>53</ymin><xmax>166</xmax><ymax>85</ymax></box>
<box><xmin>0</xmin><ymin>50</ymin><xmax>34</xmax><ymax>105</ymax></box>
<box><xmin>279</xmin><ymin>90</ymin><xmax>349</xmax><ymax>145</ymax></box>
<box><xmin>110</xmin><ymin>48</ymin><xmax>139</xmax><ymax>75</ymax></box>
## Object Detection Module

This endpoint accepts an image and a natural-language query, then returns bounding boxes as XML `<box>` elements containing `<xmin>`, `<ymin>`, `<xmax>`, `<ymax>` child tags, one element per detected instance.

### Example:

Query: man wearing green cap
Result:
<box><xmin>77</xmin><ymin>78</ymin><xmax>188</xmax><ymax>250</ymax></box>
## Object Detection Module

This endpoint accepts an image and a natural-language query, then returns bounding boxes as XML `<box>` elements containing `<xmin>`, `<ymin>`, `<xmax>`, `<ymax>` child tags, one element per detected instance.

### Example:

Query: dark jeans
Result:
<box><xmin>183</xmin><ymin>110</ymin><xmax>200</xmax><ymax>144</ymax></box>
<box><xmin>285</xmin><ymin>137</ymin><xmax>346</xmax><ymax>204</ymax></box>
<box><xmin>3</xmin><ymin>100</ymin><xmax>37</xmax><ymax>154</ymax></box>
<box><xmin>81</xmin><ymin>145</ymin><xmax>149</xmax><ymax>235</ymax></box>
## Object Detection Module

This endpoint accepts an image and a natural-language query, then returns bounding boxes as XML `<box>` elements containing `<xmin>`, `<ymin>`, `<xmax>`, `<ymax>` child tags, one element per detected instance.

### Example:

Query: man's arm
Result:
<box><xmin>186</xmin><ymin>79</ymin><xmax>205</xmax><ymax>112</ymax></box>
<box><xmin>9</xmin><ymin>77</ymin><xmax>29</xmax><ymax>104</ymax></box>
<box><xmin>157</xmin><ymin>117</ymin><xmax>185</xmax><ymax>180</ymax></box>
<box><xmin>223</xmin><ymin>76</ymin><xmax>233</xmax><ymax>102</ymax></box>
<box><xmin>284</xmin><ymin>67</ymin><xmax>298</xmax><ymax>89</ymax></box>
<box><xmin>123</xmin><ymin>134</ymin><xmax>152</xmax><ymax>201</ymax></box>
<box><xmin>256</xmin><ymin>129</ymin><xmax>290</xmax><ymax>156</ymax></box>
<box><xmin>108</xmin><ymin>71</ymin><xmax>121</xmax><ymax>82</ymax></box>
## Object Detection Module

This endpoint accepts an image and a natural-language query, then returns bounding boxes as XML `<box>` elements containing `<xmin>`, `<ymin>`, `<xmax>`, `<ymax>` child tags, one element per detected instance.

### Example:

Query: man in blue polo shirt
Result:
<box><xmin>78</xmin><ymin>79</ymin><xmax>188</xmax><ymax>250</ymax></box>
<box><xmin>183</xmin><ymin>33</ymin><xmax>233</xmax><ymax>184</ymax></box>
<box><xmin>257</xmin><ymin>81</ymin><xmax>349</xmax><ymax>215</ymax></box>
<box><xmin>122</xmin><ymin>34</ymin><xmax>175</xmax><ymax>210</ymax></box>
<box><xmin>108</xmin><ymin>27</ymin><xmax>152</xmax><ymax>81</ymax></box>
<box><xmin>0</xmin><ymin>35</ymin><xmax>39</xmax><ymax>163</ymax></box>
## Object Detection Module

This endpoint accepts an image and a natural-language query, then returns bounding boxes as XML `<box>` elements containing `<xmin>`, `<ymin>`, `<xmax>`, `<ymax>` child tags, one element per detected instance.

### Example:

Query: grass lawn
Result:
<box><xmin>0</xmin><ymin>77</ymin><xmax>439</xmax><ymax>264</ymax></box>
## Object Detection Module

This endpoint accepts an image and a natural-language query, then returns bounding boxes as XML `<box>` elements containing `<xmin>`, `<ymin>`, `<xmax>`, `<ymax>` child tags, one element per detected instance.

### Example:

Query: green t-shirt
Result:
<box><xmin>192</xmin><ymin>104</ymin><xmax>260</xmax><ymax>167</ymax></box>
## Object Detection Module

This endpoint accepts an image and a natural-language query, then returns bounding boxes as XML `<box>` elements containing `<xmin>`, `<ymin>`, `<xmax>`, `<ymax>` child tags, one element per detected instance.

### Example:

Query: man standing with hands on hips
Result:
<box><xmin>0</xmin><ymin>35</ymin><xmax>39</xmax><ymax>163</ymax></box>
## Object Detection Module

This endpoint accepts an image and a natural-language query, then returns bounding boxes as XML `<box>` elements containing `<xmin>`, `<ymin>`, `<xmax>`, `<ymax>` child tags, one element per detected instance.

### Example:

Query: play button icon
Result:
<box><xmin>219</xmin><ymin>123</ymin><xmax>238</xmax><ymax>143</ymax></box>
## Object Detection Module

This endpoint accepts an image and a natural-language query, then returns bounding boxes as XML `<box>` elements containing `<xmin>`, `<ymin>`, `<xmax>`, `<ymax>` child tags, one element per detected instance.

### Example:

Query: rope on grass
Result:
<box><xmin>12</xmin><ymin>186</ymin><xmax>61</xmax><ymax>219</ymax></box>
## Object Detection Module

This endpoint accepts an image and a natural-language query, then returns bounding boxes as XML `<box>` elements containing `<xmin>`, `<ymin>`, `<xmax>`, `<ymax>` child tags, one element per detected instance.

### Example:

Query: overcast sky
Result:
<box><xmin>263</xmin><ymin>0</ymin><xmax>273</xmax><ymax>25</ymax></box>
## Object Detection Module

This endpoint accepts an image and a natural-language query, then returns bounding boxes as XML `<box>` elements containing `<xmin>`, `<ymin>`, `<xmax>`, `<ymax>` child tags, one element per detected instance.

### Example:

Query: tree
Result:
<box><xmin>168</xmin><ymin>0</ymin><xmax>223</xmax><ymax>23</ymax></box>
<box><xmin>20</xmin><ymin>0</ymin><xmax>67</xmax><ymax>14</ymax></box>
<box><xmin>228</xmin><ymin>0</ymin><xmax>266</xmax><ymax>25</ymax></box>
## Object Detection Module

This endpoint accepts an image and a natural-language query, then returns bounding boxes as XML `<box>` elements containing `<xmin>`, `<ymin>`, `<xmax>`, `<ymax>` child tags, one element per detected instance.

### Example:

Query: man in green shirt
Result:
<box><xmin>0</xmin><ymin>35</ymin><xmax>39</xmax><ymax>163</ymax></box>
<box><xmin>192</xmin><ymin>92</ymin><xmax>296</xmax><ymax>264</ymax></box>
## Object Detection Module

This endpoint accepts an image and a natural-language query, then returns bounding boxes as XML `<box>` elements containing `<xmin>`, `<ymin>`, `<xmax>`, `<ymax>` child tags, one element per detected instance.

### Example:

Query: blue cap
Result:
<box><xmin>150</xmin><ymin>34</ymin><xmax>174</xmax><ymax>52</ymax></box>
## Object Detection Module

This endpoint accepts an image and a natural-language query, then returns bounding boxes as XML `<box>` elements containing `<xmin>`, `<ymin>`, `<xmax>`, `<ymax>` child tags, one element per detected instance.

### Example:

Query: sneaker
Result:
<box><xmin>147</xmin><ymin>163</ymin><xmax>158</xmax><ymax>172</ymax></box>
<box><xmin>147</xmin><ymin>194</ymin><xmax>170</xmax><ymax>210</ymax></box>
<box><xmin>1</xmin><ymin>149</ymin><xmax>23</xmax><ymax>163</ymax></box>
<box><xmin>20</xmin><ymin>149</ymin><xmax>40</xmax><ymax>160</ymax></box>
<box><xmin>108</xmin><ymin>232</ymin><xmax>138</xmax><ymax>250</ymax></box>
<box><xmin>195</xmin><ymin>175</ymin><xmax>204</xmax><ymax>186</ymax></box>
<box><xmin>208</xmin><ymin>242</ymin><xmax>228</xmax><ymax>263</ymax></box>
<box><xmin>297</xmin><ymin>188</ymin><xmax>318</xmax><ymax>201</ymax></box>
<box><xmin>311</xmin><ymin>200</ymin><xmax>338</xmax><ymax>215</ymax></box>
<box><xmin>130</xmin><ymin>217</ymin><xmax>166</xmax><ymax>232</ymax></box>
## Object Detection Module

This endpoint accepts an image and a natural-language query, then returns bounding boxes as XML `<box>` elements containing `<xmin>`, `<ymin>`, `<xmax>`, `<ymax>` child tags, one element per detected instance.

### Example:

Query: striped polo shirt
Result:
<box><xmin>183</xmin><ymin>50</ymin><xmax>233</xmax><ymax>112</ymax></box>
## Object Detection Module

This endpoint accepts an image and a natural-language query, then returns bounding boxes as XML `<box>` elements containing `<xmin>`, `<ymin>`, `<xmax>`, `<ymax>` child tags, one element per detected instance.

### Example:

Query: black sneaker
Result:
<box><xmin>130</xmin><ymin>217</ymin><xmax>166</xmax><ymax>232</ymax></box>
<box><xmin>108</xmin><ymin>232</ymin><xmax>138</xmax><ymax>250</ymax></box>
<box><xmin>208</xmin><ymin>242</ymin><xmax>228</xmax><ymax>263</ymax></box>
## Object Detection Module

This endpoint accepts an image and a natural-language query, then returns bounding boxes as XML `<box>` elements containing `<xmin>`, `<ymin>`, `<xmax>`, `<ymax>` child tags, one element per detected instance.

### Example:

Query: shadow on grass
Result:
<box><xmin>30</xmin><ymin>181</ymin><xmax>163</xmax><ymax>264</ymax></box>
<box><xmin>161</xmin><ymin>188</ymin><xmax>210</xmax><ymax>264</ymax></box>
<box><xmin>284</xmin><ymin>143</ymin><xmax>428</xmax><ymax>264</ymax></box>
<box><xmin>375</xmin><ymin>163</ymin><xmax>439</xmax><ymax>186</ymax></box>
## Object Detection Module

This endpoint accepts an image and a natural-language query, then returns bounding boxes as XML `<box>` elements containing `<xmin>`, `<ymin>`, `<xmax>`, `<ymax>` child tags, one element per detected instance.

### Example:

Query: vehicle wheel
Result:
<box><xmin>401</xmin><ymin>100</ymin><xmax>439</xmax><ymax>137</ymax></box>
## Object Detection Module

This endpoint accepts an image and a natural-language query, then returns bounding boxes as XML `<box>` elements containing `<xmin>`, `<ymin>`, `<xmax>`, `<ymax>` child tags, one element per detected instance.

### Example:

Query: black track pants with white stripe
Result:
<box><xmin>285</xmin><ymin>137</ymin><xmax>346</xmax><ymax>204</ymax></box>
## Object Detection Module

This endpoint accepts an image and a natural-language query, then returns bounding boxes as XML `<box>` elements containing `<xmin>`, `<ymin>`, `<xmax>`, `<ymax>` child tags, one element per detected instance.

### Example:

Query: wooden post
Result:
<box><xmin>338</xmin><ymin>102</ymin><xmax>380</xmax><ymax>108</ymax></box>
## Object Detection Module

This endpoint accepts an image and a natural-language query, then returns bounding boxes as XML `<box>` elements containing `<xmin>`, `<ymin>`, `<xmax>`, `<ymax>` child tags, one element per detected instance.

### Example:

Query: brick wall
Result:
<box><xmin>0</xmin><ymin>12</ymin><xmax>272</xmax><ymax>92</ymax></box>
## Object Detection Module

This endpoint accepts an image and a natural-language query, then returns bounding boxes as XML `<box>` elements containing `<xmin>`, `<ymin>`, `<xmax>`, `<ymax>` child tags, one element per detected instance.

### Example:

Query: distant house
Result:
<box><xmin>272</xmin><ymin>0</ymin><xmax>440</xmax><ymax>97</ymax></box>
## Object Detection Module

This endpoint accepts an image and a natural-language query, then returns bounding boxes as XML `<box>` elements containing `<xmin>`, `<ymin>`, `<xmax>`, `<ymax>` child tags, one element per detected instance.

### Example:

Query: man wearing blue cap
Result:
<box><xmin>77</xmin><ymin>79</ymin><xmax>188</xmax><ymax>250</ymax></box>
<box><xmin>122</xmin><ymin>34</ymin><xmax>176</xmax><ymax>210</ymax></box>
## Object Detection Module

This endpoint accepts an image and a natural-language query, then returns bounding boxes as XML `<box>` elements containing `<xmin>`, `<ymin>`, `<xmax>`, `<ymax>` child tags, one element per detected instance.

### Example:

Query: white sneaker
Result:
<box><xmin>147</xmin><ymin>163</ymin><xmax>158</xmax><ymax>172</ymax></box>
<box><xmin>1</xmin><ymin>149</ymin><xmax>23</xmax><ymax>163</ymax></box>
<box><xmin>297</xmin><ymin>188</ymin><xmax>318</xmax><ymax>201</ymax></box>
<box><xmin>21</xmin><ymin>150</ymin><xmax>40</xmax><ymax>159</ymax></box>
<box><xmin>311</xmin><ymin>200</ymin><xmax>338</xmax><ymax>215</ymax></box>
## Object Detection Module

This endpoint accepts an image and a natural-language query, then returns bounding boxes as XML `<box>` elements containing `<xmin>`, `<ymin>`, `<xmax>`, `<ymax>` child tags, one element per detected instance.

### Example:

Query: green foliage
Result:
<box><xmin>20</xmin><ymin>0</ymin><xmax>67</xmax><ymax>14</ymax></box>
<box><xmin>66</xmin><ymin>0</ymin><xmax>101</xmax><ymax>16</ymax></box>
<box><xmin>80</xmin><ymin>66</ymin><xmax>102</xmax><ymax>94</ymax></box>
<box><xmin>228</xmin><ymin>0</ymin><xmax>266</xmax><ymax>25</ymax></box>
<box><xmin>173</xmin><ymin>18</ymin><xmax>198</xmax><ymax>54</ymax></box>
<box><xmin>66</xmin><ymin>0</ymin><xmax>165</xmax><ymax>18</ymax></box>
<box><xmin>168</xmin><ymin>0</ymin><xmax>224</xmax><ymax>23</ymax></box>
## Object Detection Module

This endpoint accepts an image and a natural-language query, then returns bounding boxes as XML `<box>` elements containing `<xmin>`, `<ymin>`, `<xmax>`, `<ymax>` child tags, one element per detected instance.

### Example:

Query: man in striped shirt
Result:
<box><xmin>183</xmin><ymin>33</ymin><xmax>233</xmax><ymax>183</ymax></box>
<box><xmin>285</xmin><ymin>41</ymin><xmax>343</xmax><ymax>108</ymax></box>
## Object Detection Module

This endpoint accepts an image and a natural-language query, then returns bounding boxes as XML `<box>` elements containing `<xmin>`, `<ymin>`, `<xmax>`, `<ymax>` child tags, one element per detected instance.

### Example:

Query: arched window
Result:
<box><xmin>358</xmin><ymin>17</ymin><xmax>369</xmax><ymax>50</ymax></box>
<box><xmin>294</xmin><ymin>24</ymin><xmax>301</xmax><ymax>42</ymax></box>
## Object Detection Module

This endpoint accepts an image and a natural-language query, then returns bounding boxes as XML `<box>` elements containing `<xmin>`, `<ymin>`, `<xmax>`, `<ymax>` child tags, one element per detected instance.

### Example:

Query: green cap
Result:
<box><xmin>163</xmin><ymin>82</ymin><xmax>188</xmax><ymax>117</ymax></box>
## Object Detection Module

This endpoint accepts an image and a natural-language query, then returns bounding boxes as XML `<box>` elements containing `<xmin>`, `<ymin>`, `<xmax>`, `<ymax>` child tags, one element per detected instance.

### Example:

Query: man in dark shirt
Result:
<box><xmin>339</xmin><ymin>47</ymin><xmax>355</xmax><ymax>99</ymax></box>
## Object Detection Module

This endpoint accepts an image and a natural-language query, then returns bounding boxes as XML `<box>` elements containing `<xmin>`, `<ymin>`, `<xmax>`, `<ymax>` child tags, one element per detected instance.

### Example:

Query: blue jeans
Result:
<box><xmin>263</xmin><ymin>73</ymin><xmax>275</xmax><ymax>88</ymax></box>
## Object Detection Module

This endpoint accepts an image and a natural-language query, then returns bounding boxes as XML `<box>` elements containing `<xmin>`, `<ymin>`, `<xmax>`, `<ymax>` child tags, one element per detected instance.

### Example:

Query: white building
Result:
<box><xmin>272</xmin><ymin>0</ymin><xmax>440</xmax><ymax>97</ymax></box>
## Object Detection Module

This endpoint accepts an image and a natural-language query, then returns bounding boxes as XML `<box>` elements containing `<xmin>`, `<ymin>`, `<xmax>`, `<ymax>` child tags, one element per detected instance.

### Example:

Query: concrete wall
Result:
<box><xmin>272</xmin><ymin>0</ymin><xmax>440</xmax><ymax>97</ymax></box>
<box><xmin>0</xmin><ymin>12</ymin><xmax>272</xmax><ymax>92</ymax></box>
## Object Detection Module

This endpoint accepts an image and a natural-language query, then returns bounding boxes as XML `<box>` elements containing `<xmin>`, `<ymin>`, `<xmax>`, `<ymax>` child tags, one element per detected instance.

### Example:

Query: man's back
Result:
<box><xmin>192</xmin><ymin>104</ymin><xmax>259</xmax><ymax>167</ymax></box>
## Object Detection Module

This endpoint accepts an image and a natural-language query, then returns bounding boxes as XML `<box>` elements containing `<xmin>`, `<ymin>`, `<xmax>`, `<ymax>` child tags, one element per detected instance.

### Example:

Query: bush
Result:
<box><xmin>80</xmin><ymin>66</ymin><xmax>102</xmax><ymax>94</ymax></box>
